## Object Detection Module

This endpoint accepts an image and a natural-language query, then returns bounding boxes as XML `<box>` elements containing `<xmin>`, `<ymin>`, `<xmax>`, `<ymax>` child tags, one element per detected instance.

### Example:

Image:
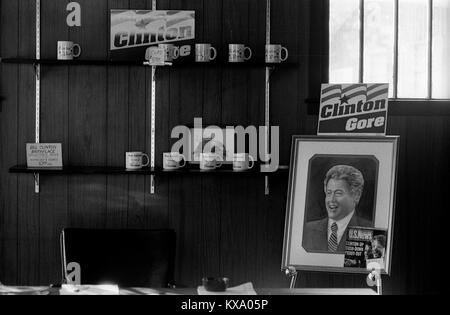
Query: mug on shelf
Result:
<box><xmin>199</xmin><ymin>153</ymin><xmax>222</xmax><ymax>171</ymax></box>
<box><xmin>228</xmin><ymin>44</ymin><xmax>252</xmax><ymax>62</ymax></box>
<box><xmin>126</xmin><ymin>152</ymin><xmax>150</xmax><ymax>170</ymax></box>
<box><xmin>159</xmin><ymin>44</ymin><xmax>179</xmax><ymax>62</ymax></box>
<box><xmin>265</xmin><ymin>44</ymin><xmax>288</xmax><ymax>63</ymax></box>
<box><xmin>233</xmin><ymin>153</ymin><xmax>255</xmax><ymax>171</ymax></box>
<box><xmin>195</xmin><ymin>44</ymin><xmax>217</xmax><ymax>62</ymax></box>
<box><xmin>145</xmin><ymin>46</ymin><xmax>166</xmax><ymax>65</ymax></box>
<box><xmin>57</xmin><ymin>41</ymin><xmax>81</xmax><ymax>60</ymax></box>
<box><xmin>163</xmin><ymin>152</ymin><xmax>186</xmax><ymax>170</ymax></box>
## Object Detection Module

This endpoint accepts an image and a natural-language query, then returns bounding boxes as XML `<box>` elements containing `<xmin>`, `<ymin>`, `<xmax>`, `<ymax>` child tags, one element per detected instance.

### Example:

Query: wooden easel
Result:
<box><xmin>285</xmin><ymin>265</ymin><xmax>383</xmax><ymax>295</ymax></box>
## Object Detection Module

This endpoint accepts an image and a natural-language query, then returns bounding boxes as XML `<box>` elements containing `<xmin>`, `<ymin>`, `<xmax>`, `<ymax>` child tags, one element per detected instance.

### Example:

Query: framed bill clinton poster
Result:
<box><xmin>282</xmin><ymin>136</ymin><xmax>398</xmax><ymax>275</ymax></box>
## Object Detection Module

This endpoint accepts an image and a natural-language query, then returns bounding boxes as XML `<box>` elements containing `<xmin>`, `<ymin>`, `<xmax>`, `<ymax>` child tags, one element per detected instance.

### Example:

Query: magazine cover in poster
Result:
<box><xmin>344</xmin><ymin>227</ymin><xmax>387</xmax><ymax>270</ymax></box>
<box><xmin>318</xmin><ymin>84</ymin><xmax>389</xmax><ymax>136</ymax></box>
<box><xmin>110</xmin><ymin>10</ymin><xmax>195</xmax><ymax>61</ymax></box>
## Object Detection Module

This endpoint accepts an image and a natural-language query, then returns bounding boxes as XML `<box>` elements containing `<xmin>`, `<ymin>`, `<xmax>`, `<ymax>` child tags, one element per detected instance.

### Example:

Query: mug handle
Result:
<box><xmin>215</xmin><ymin>160</ymin><xmax>223</xmax><ymax>168</ymax></box>
<box><xmin>179</xmin><ymin>155</ymin><xmax>186</xmax><ymax>168</ymax></box>
<box><xmin>210</xmin><ymin>47</ymin><xmax>217</xmax><ymax>61</ymax></box>
<box><xmin>248</xmin><ymin>155</ymin><xmax>255</xmax><ymax>169</ymax></box>
<box><xmin>244</xmin><ymin>47</ymin><xmax>252</xmax><ymax>60</ymax></box>
<box><xmin>173</xmin><ymin>47</ymin><xmax>180</xmax><ymax>59</ymax></box>
<box><xmin>73</xmin><ymin>44</ymin><xmax>81</xmax><ymax>58</ymax></box>
<box><xmin>281</xmin><ymin>47</ymin><xmax>289</xmax><ymax>62</ymax></box>
<box><xmin>142</xmin><ymin>154</ymin><xmax>150</xmax><ymax>167</ymax></box>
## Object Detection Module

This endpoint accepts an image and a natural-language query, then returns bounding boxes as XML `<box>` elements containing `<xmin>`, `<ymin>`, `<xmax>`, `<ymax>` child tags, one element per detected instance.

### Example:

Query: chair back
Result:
<box><xmin>61</xmin><ymin>228</ymin><xmax>176</xmax><ymax>287</ymax></box>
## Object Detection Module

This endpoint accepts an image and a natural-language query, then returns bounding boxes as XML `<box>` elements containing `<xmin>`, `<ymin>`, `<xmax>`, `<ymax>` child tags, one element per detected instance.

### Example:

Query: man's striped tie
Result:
<box><xmin>328</xmin><ymin>222</ymin><xmax>338</xmax><ymax>252</ymax></box>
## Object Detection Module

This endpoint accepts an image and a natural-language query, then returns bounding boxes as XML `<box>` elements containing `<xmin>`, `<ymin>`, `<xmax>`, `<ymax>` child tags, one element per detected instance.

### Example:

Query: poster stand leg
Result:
<box><xmin>367</xmin><ymin>270</ymin><xmax>383</xmax><ymax>295</ymax></box>
<box><xmin>284</xmin><ymin>266</ymin><xmax>383</xmax><ymax>294</ymax></box>
<box><xmin>285</xmin><ymin>266</ymin><xmax>298</xmax><ymax>289</ymax></box>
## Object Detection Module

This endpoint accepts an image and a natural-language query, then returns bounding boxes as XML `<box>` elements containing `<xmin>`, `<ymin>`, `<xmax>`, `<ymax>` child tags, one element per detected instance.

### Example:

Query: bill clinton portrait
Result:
<box><xmin>302</xmin><ymin>159</ymin><xmax>376</xmax><ymax>254</ymax></box>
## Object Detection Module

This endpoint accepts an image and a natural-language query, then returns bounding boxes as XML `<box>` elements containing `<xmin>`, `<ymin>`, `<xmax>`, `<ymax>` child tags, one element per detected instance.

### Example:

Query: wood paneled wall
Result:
<box><xmin>0</xmin><ymin>0</ymin><xmax>447</xmax><ymax>294</ymax></box>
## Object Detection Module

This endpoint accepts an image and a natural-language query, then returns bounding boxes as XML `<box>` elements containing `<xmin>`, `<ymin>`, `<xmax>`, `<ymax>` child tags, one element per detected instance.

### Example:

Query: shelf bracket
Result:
<box><xmin>149</xmin><ymin>64</ymin><xmax>156</xmax><ymax>195</ymax></box>
<box><xmin>34</xmin><ymin>0</ymin><xmax>41</xmax><ymax>194</ymax></box>
<box><xmin>33</xmin><ymin>173</ymin><xmax>40</xmax><ymax>193</ymax></box>
<box><xmin>33</xmin><ymin>63</ymin><xmax>40</xmax><ymax>79</ymax></box>
<box><xmin>264</xmin><ymin>0</ymin><xmax>271</xmax><ymax>196</ymax></box>
<box><xmin>149</xmin><ymin>0</ymin><xmax>157</xmax><ymax>195</ymax></box>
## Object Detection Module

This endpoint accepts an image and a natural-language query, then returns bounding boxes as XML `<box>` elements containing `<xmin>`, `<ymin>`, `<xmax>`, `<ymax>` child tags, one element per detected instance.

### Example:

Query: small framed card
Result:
<box><xmin>26</xmin><ymin>143</ymin><xmax>63</xmax><ymax>168</ymax></box>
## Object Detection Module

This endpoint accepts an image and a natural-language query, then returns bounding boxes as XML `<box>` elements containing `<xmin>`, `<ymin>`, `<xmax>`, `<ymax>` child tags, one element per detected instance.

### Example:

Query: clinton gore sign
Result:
<box><xmin>318</xmin><ymin>84</ymin><xmax>389</xmax><ymax>136</ymax></box>
<box><xmin>110</xmin><ymin>10</ymin><xmax>195</xmax><ymax>61</ymax></box>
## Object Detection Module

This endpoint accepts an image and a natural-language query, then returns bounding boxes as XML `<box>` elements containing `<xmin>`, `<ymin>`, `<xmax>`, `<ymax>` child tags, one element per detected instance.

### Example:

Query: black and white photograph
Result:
<box><xmin>0</xmin><ymin>0</ymin><xmax>448</xmax><ymax>302</ymax></box>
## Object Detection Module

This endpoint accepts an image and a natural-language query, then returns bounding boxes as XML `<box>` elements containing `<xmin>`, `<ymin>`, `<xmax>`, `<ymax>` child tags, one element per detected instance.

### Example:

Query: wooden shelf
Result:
<box><xmin>1</xmin><ymin>58</ymin><xmax>144</xmax><ymax>66</ymax></box>
<box><xmin>9</xmin><ymin>165</ymin><xmax>289</xmax><ymax>175</ymax></box>
<box><xmin>0</xmin><ymin>57</ymin><xmax>295</xmax><ymax>68</ymax></box>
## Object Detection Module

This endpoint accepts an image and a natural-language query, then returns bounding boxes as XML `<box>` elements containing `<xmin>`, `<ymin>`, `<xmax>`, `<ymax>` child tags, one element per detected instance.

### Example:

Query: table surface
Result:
<box><xmin>0</xmin><ymin>286</ymin><xmax>377</xmax><ymax>295</ymax></box>
<box><xmin>119</xmin><ymin>287</ymin><xmax>377</xmax><ymax>295</ymax></box>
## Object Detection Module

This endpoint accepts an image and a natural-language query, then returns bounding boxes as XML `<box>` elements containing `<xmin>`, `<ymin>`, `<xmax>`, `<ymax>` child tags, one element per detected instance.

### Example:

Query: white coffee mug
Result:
<box><xmin>145</xmin><ymin>46</ymin><xmax>166</xmax><ymax>65</ymax></box>
<box><xmin>199</xmin><ymin>153</ymin><xmax>222</xmax><ymax>171</ymax></box>
<box><xmin>159</xmin><ymin>44</ymin><xmax>179</xmax><ymax>62</ymax></box>
<box><xmin>126</xmin><ymin>152</ymin><xmax>150</xmax><ymax>170</ymax></box>
<box><xmin>57</xmin><ymin>41</ymin><xmax>81</xmax><ymax>60</ymax></box>
<box><xmin>233</xmin><ymin>153</ymin><xmax>255</xmax><ymax>171</ymax></box>
<box><xmin>228</xmin><ymin>44</ymin><xmax>252</xmax><ymax>62</ymax></box>
<box><xmin>265</xmin><ymin>44</ymin><xmax>288</xmax><ymax>63</ymax></box>
<box><xmin>195</xmin><ymin>44</ymin><xmax>217</xmax><ymax>62</ymax></box>
<box><xmin>163</xmin><ymin>152</ymin><xmax>186</xmax><ymax>170</ymax></box>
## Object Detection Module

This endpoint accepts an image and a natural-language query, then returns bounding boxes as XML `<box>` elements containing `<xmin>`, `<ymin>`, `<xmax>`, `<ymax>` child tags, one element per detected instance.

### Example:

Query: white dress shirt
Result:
<box><xmin>328</xmin><ymin>210</ymin><xmax>355</xmax><ymax>245</ymax></box>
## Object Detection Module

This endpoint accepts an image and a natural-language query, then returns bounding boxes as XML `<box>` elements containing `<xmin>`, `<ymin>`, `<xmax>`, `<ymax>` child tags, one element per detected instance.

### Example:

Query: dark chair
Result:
<box><xmin>60</xmin><ymin>228</ymin><xmax>176</xmax><ymax>288</ymax></box>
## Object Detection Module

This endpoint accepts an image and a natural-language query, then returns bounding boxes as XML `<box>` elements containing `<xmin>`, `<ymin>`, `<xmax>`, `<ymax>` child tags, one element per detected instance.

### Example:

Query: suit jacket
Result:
<box><xmin>302</xmin><ymin>214</ymin><xmax>372</xmax><ymax>253</ymax></box>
